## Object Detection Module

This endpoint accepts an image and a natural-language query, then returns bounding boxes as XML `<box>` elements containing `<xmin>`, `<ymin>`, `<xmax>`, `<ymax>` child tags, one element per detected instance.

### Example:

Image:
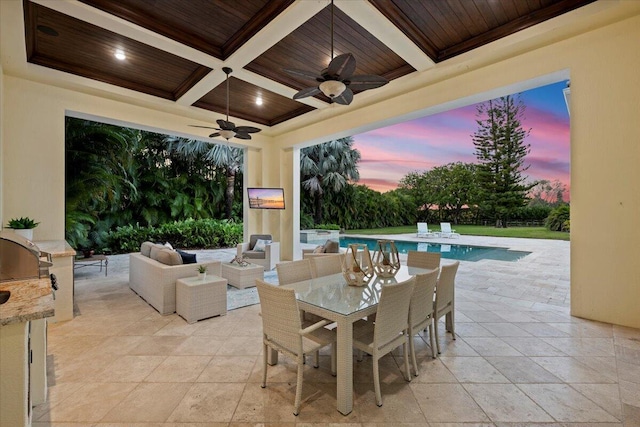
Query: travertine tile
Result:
<box><xmin>410</xmin><ymin>383</ymin><xmax>490</xmax><ymax>423</ymax></box>
<box><xmin>500</xmin><ymin>337</ymin><xmax>567</xmax><ymax>357</ymax></box>
<box><xmin>440</xmin><ymin>356</ymin><xmax>509</xmax><ymax>383</ymax></box>
<box><xmin>571</xmin><ymin>383</ymin><xmax>622</xmax><ymax>420</ymax></box>
<box><xmin>464</xmin><ymin>383</ymin><xmax>553</xmax><ymax>422</ymax></box>
<box><xmin>531</xmin><ymin>357</ymin><xmax>617</xmax><ymax>383</ymax></box>
<box><xmin>518</xmin><ymin>383</ymin><xmax>620</xmax><ymax>422</ymax></box>
<box><xmin>167</xmin><ymin>383</ymin><xmax>245</xmax><ymax>422</ymax></box>
<box><xmin>144</xmin><ymin>355</ymin><xmax>211</xmax><ymax>382</ymax></box>
<box><xmin>201</xmin><ymin>355</ymin><xmax>257</xmax><ymax>382</ymax></box>
<box><xmin>485</xmin><ymin>356</ymin><xmax>562</xmax><ymax>383</ymax></box>
<box><xmin>462</xmin><ymin>337</ymin><xmax>523</xmax><ymax>356</ymax></box>
<box><xmin>101</xmin><ymin>382</ymin><xmax>191</xmax><ymax>422</ymax></box>
<box><xmin>480</xmin><ymin>322</ymin><xmax>533</xmax><ymax>337</ymax></box>
<box><xmin>95</xmin><ymin>354</ymin><xmax>165</xmax><ymax>382</ymax></box>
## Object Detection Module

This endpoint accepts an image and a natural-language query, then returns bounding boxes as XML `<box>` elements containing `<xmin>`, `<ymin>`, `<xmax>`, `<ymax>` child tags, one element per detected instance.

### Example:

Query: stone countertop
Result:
<box><xmin>34</xmin><ymin>240</ymin><xmax>77</xmax><ymax>258</ymax></box>
<box><xmin>0</xmin><ymin>278</ymin><xmax>55</xmax><ymax>326</ymax></box>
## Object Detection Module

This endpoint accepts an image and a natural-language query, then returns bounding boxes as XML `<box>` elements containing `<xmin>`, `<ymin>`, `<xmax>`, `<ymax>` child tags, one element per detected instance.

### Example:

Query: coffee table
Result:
<box><xmin>221</xmin><ymin>262</ymin><xmax>264</xmax><ymax>289</ymax></box>
<box><xmin>74</xmin><ymin>254</ymin><xmax>108</xmax><ymax>276</ymax></box>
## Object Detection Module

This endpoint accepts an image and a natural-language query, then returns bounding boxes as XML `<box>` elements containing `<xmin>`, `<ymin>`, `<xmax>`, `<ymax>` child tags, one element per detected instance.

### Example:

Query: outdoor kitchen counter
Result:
<box><xmin>0</xmin><ymin>277</ymin><xmax>54</xmax><ymax>326</ymax></box>
<box><xmin>35</xmin><ymin>239</ymin><xmax>77</xmax><ymax>258</ymax></box>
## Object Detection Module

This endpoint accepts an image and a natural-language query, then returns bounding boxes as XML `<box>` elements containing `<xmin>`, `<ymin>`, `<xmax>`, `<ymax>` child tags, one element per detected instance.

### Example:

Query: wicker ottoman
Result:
<box><xmin>176</xmin><ymin>275</ymin><xmax>227</xmax><ymax>323</ymax></box>
<box><xmin>221</xmin><ymin>262</ymin><xmax>264</xmax><ymax>289</ymax></box>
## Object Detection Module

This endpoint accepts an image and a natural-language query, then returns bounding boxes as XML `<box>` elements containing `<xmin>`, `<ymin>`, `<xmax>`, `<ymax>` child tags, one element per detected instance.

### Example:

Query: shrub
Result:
<box><xmin>315</xmin><ymin>223</ymin><xmax>340</xmax><ymax>230</ymax></box>
<box><xmin>107</xmin><ymin>218</ymin><xmax>242</xmax><ymax>254</ymax></box>
<box><xmin>545</xmin><ymin>205</ymin><xmax>570</xmax><ymax>232</ymax></box>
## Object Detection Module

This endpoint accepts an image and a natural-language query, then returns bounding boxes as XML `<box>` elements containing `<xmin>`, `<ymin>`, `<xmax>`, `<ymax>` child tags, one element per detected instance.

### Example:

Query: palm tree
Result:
<box><xmin>168</xmin><ymin>138</ymin><xmax>243</xmax><ymax>219</ymax></box>
<box><xmin>300</xmin><ymin>137</ymin><xmax>360</xmax><ymax>224</ymax></box>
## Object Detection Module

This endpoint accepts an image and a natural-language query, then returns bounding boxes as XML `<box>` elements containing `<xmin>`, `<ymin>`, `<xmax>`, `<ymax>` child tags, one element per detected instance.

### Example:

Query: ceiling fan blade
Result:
<box><xmin>332</xmin><ymin>87</ymin><xmax>353</xmax><ymax>105</ymax></box>
<box><xmin>208</xmin><ymin>132</ymin><xmax>221</xmax><ymax>138</ymax></box>
<box><xmin>346</xmin><ymin>74</ymin><xmax>389</xmax><ymax>90</ymax></box>
<box><xmin>217</xmin><ymin>119</ymin><xmax>235</xmax><ymax>130</ymax></box>
<box><xmin>327</xmin><ymin>53</ymin><xmax>356</xmax><ymax>80</ymax></box>
<box><xmin>293</xmin><ymin>86</ymin><xmax>322</xmax><ymax>100</ymax></box>
<box><xmin>234</xmin><ymin>133</ymin><xmax>251</xmax><ymax>140</ymax></box>
<box><xmin>189</xmin><ymin>125</ymin><xmax>221</xmax><ymax>130</ymax></box>
<box><xmin>284</xmin><ymin>68</ymin><xmax>324</xmax><ymax>82</ymax></box>
<box><xmin>235</xmin><ymin>126</ymin><xmax>261</xmax><ymax>134</ymax></box>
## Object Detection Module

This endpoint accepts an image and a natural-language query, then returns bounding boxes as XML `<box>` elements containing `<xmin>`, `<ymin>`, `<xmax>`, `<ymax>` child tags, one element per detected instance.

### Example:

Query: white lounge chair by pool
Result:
<box><xmin>417</xmin><ymin>222</ymin><xmax>437</xmax><ymax>238</ymax></box>
<box><xmin>439</xmin><ymin>222</ymin><xmax>460</xmax><ymax>238</ymax></box>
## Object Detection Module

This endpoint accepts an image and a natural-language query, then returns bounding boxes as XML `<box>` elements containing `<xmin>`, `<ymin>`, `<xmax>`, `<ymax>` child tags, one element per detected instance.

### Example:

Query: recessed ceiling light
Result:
<box><xmin>114</xmin><ymin>49</ymin><xmax>126</xmax><ymax>60</ymax></box>
<box><xmin>256</xmin><ymin>96</ymin><xmax>263</xmax><ymax>106</ymax></box>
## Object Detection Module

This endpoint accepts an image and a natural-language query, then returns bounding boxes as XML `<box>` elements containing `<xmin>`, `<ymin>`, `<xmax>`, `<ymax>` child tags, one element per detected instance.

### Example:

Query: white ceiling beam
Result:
<box><xmin>334</xmin><ymin>0</ymin><xmax>434</xmax><ymax>72</ymax></box>
<box><xmin>179</xmin><ymin>0</ymin><xmax>327</xmax><ymax>106</ymax></box>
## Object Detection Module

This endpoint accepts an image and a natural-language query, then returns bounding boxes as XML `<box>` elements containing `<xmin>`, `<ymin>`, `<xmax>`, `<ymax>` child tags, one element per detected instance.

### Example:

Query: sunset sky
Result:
<box><xmin>352</xmin><ymin>81</ymin><xmax>571</xmax><ymax>200</ymax></box>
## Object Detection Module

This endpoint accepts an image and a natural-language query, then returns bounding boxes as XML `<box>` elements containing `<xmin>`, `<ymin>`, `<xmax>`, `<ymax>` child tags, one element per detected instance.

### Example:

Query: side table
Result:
<box><xmin>74</xmin><ymin>254</ymin><xmax>108</xmax><ymax>276</ymax></box>
<box><xmin>221</xmin><ymin>263</ymin><xmax>264</xmax><ymax>289</ymax></box>
<box><xmin>176</xmin><ymin>275</ymin><xmax>227</xmax><ymax>323</ymax></box>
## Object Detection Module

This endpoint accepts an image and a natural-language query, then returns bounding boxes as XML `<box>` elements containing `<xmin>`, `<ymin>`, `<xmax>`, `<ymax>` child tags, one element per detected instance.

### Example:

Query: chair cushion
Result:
<box><xmin>243</xmin><ymin>250</ymin><xmax>266</xmax><ymax>259</ymax></box>
<box><xmin>176</xmin><ymin>249</ymin><xmax>197</xmax><ymax>264</ymax></box>
<box><xmin>140</xmin><ymin>241</ymin><xmax>155</xmax><ymax>257</ymax></box>
<box><xmin>254</xmin><ymin>239</ymin><xmax>271</xmax><ymax>252</ymax></box>
<box><xmin>155</xmin><ymin>248</ymin><xmax>183</xmax><ymax>266</ymax></box>
<box><xmin>250</xmin><ymin>234</ymin><xmax>272</xmax><ymax>250</ymax></box>
<box><xmin>313</xmin><ymin>245</ymin><xmax>325</xmax><ymax>254</ymax></box>
<box><xmin>164</xmin><ymin>242</ymin><xmax>174</xmax><ymax>250</ymax></box>
<box><xmin>323</xmin><ymin>240</ymin><xmax>339</xmax><ymax>253</ymax></box>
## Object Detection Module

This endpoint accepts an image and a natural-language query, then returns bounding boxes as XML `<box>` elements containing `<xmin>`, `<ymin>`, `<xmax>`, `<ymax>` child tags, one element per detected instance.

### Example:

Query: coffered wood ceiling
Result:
<box><xmin>22</xmin><ymin>0</ymin><xmax>595</xmax><ymax>132</ymax></box>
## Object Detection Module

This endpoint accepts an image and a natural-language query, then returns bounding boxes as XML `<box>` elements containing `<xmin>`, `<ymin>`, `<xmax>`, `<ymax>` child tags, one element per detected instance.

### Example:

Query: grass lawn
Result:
<box><xmin>347</xmin><ymin>224</ymin><xmax>570</xmax><ymax>241</ymax></box>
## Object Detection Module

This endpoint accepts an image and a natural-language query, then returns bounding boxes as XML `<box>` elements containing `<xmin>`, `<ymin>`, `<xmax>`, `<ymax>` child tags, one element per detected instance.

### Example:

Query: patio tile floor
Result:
<box><xmin>33</xmin><ymin>235</ymin><xmax>640</xmax><ymax>426</ymax></box>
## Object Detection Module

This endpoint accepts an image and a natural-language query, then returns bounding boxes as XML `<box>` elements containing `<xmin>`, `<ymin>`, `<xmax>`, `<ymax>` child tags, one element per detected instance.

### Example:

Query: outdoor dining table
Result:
<box><xmin>278</xmin><ymin>265</ymin><xmax>434</xmax><ymax>415</ymax></box>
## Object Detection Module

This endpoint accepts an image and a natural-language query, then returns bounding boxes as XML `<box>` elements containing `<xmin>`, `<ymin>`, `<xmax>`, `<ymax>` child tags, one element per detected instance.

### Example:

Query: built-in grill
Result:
<box><xmin>0</xmin><ymin>231</ymin><xmax>58</xmax><ymax>293</ymax></box>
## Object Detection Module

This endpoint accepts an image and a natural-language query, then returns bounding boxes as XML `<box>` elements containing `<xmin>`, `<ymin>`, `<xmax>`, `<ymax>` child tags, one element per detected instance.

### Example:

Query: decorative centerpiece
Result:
<box><xmin>230</xmin><ymin>255</ymin><xmax>249</xmax><ymax>267</ymax></box>
<box><xmin>342</xmin><ymin>243</ymin><xmax>373</xmax><ymax>286</ymax></box>
<box><xmin>373</xmin><ymin>239</ymin><xmax>400</xmax><ymax>278</ymax></box>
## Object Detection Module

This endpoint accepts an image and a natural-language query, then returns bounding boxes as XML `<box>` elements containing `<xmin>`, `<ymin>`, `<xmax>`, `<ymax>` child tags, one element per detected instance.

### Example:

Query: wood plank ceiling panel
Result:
<box><xmin>193</xmin><ymin>77</ymin><xmax>314</xmax><ymax>127</ymax></box>
<box><xmin>245</xmin><ymin>5</ymin><xmax>414</xmax><ymax>103</ymax></box>
<box><xmin>370</xmin><ymin>0</ymin><xmax>597</xmax><ymax>62</ymax></box>
<box><xmin>24</xmin><ymin>1</ymin><xmax>211</xmax><ymax>101</ymax></box>
<box><xmin>79</xmin><ymin>0</ymin><xmax>295</xmax><ymax>59</ymax></box>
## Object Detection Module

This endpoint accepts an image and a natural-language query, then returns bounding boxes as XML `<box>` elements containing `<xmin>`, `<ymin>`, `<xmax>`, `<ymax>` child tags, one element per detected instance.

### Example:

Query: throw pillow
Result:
<box><xmin>253</xmin><ymin>239</ymin><xmax>271</xmax><ymax>252</ymax></box>
<box><xmin>149</xmin><ymin>244</ymin><xmax>165</xmax><ymax>261</ymax></box>
<box><xmin>164</xmin><ymin>242</ymin><xmax>174</xmax><ymax>251</ymax></box>
<box><xmin>155</xmin><ymin>248</ymin><xmax>182</xmax><ymax>266</ymax></box>
<box><xmin>176</xmin><ymin>249</ymin><xmax>197</xmax><ymax>264</ymax></box>
<box><xmin>323</xmin><ymin>239</ymin><xmax>339</xmax><ymax>253</ymax></box>
<box><xmin>140</xmin><ymin>241</ymin><xmax>154</xmax><ymax>257</ymax></box>
<box><xmin>313</xmin><ymin>245</ymin><xmax>325</xmax><ymax>254</ymax></box>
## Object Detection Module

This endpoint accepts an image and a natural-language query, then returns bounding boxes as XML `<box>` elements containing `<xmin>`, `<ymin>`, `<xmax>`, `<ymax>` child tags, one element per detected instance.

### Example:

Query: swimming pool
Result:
<box><xmin>339</xmin><ymin>236</ymin><xmax>531</xmax><ymax>262</ymax></box>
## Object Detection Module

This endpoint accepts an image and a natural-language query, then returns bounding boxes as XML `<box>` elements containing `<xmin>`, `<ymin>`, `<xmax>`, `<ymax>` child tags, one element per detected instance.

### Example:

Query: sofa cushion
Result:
<box><xmin>164</xmin><ymin>242</ymin><xmax>174</xmax><ymax>250</ymax></box>
<box><xmin>140</xmin><ymin>241</ymin><xmax>155</xmax><ymax>257</ymax></box>
<box><xmin>249</xmin><ymin>234</ymin><xmax>272</xmax><ymax>250</ymax></box>
<box><xmin>323</xmin><ymin>239</ymin><xmax>339</xmax><ymax>253</ymax></box>
<box><xmin>149</xmin><ymin>244</ymin><xmax>166</xmax><ymax>260</ymax></box>
<box><xmin>254</xmin><ymin>239</ymin><xmax>271</xmax><ymax>252</ymax></box>
<box><xmin>243</xmin><ymin>250</ymin><xmax>266</xmax><ymax>259</ymax></box>
<box><xmin>176</xmin><ymin>249</ymin><xmax>197</xmax><ymax>264</ymax></box>
<box><xmin>155</xmin><ymin>248</ymin><xmax>183</xmax><ymax>266</ymax></box>
<box><xmin>313</xmin><ymin>245</ymin><xmax>325</xmax><ymax>254</ymax></box>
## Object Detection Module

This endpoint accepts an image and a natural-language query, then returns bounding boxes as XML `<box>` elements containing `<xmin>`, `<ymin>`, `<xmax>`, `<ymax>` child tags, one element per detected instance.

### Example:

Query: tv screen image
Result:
<box><xmin>247</xmin><ymin>187</ymin><xmax>285</xmax><ymax>210</ymax></box>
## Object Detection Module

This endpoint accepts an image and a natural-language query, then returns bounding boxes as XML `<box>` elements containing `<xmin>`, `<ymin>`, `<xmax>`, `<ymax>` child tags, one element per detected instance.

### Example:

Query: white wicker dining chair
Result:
<box><xmin>406</xmin><ymin>250</ymin><xmax>441</xmax><ymax>270</ymax></box>
<box><xmin>353</xmin><ymin>277</ymin><xmax>416</xmax><ymax>407</ymax></box>
<box><xmin>256</xmin><ymin>280</ymin><xmax>336</xmax><ymax>416</ymax></box>
<box><xmin>276</xmin><ymin>259</ymin><xmax>313</xmax><ymax>285</ymax></box>
<box><xmin>310</xmin><ymin>253</ymin><xmax>345</xmax><ymax>278</ymax></box>
<box><xmin>434</xmin><ymin>261</ymin><xmax>460</xmax><ymax>354</ymax></box>
<box><xmin>408</xmin><ymin>269</ymin><xmax>439</xmax><ymax>375</ymax></box>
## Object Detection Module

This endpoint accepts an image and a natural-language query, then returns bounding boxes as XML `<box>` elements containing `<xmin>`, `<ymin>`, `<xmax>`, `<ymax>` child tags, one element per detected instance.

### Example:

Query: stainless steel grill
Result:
<box><xmin>0</xmin><ymin>231</ymin><xmax>53</xmax><ymax>282</ymax></box>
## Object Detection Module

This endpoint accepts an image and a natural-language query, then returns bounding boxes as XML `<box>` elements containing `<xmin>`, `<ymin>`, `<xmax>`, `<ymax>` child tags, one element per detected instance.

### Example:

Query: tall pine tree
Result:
<box><xmin>472</xmin><ymin>95</ymin><xmax>532</xmax><ymax>227</ymax></box>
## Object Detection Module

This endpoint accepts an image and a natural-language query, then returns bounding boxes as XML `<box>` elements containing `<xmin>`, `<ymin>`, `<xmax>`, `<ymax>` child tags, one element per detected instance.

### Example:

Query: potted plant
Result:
<box><xmin>5</xmin><ymin>217</ymin><xmax>40</xmax><ymax>240</ymax></box>
<box><xmin>197</xmin><ymin>265</ymin><xmax>208</xmax><ymax>280</ymax></box>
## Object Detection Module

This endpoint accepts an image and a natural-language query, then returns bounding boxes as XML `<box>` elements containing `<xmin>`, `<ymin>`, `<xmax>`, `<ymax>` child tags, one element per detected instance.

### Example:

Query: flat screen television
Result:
<box><xmin>247</xmin><ymin>187</ymin><xmax>285</xmax><ymax>210</ymax></box>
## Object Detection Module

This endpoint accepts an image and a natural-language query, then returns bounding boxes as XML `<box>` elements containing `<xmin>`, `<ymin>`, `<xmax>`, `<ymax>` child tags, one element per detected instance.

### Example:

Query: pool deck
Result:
<box><xmin>331</xmin><ymin>233</ymin><xmax>571</xmax><ymax>309</ymax></box>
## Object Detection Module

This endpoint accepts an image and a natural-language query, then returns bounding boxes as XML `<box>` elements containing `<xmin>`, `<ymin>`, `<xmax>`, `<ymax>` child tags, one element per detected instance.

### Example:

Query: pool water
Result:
<box><xmin>339</xmin><ymin>237</ymin><xmax>531</xmax><ymax>262</ymax></box>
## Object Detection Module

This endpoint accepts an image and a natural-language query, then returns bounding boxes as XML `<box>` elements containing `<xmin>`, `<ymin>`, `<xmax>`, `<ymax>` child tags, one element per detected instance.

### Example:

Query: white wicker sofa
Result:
<box><xmin>129</xmin><ymin>243</ymin><xmax>222</xmax><ymax>315</ymax></box>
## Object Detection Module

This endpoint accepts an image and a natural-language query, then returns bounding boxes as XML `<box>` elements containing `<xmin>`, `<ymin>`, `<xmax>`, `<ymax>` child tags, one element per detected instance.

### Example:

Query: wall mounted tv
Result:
<box><xmin>247</xmin><ymin>187</ymin><xmax>285</xmax><ymax>210</ymax></box>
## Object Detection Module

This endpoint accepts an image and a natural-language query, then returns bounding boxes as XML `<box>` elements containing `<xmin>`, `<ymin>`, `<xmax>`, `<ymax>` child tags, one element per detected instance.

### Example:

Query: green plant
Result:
<box><xmin>197</xmin><ymin>265</ymin><xmax>207</xmax><ymax>273</ymax></box>
<box><xmin>6</xmin><ymin>217</ymin><xmax>40</xmax><ymax>229</ymax></box>
<box><xmin>545</xmin><ymin>204</ymin><xmax>570</xmax><ymax>232</ymax></box>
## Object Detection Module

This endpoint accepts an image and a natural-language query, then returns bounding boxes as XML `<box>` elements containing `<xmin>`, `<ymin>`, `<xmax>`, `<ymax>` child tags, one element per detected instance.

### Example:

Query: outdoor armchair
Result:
<box><xmin>237</xmin><ymin>234</ymin><xmax>280</xmax><ymax>270</ymax></box>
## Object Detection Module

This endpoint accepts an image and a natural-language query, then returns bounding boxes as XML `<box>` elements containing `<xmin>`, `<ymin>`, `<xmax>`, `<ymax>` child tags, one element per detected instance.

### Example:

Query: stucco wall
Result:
<box><xmin>1</xmin><ymin>13</ymin><xmax>640</xmax><ymax>327</ymax></box>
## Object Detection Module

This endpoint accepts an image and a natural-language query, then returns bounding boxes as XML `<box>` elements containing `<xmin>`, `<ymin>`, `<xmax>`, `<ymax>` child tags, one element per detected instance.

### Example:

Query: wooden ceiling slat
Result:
<box><xmin>25</xmin><ymin>1</ymin><xmax>210</xmax><ymax>101</ymax></box>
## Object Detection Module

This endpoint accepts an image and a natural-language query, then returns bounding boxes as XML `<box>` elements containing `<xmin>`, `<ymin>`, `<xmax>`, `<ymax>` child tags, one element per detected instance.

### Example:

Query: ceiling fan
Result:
<box><xmin>190</xmin><ymin>67</ymin><xmax>260</xmax><ymax>140</ymax></box>
<box><xmin>284</xmin><ymin>0</ymin><xmax>388</xmax><ymax>105</ymax></box>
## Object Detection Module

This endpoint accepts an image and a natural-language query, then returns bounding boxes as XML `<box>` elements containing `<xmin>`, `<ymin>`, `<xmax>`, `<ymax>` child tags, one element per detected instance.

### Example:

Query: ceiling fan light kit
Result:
<box><xmin>190</xmin><ymin>67</ymin><xmax>261</xmax><ymax>141</ymax></box>
<box><xmin>284</xmin><ymin>0</ymin><xmax>388</xmax><ymax>106</ymax></box>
